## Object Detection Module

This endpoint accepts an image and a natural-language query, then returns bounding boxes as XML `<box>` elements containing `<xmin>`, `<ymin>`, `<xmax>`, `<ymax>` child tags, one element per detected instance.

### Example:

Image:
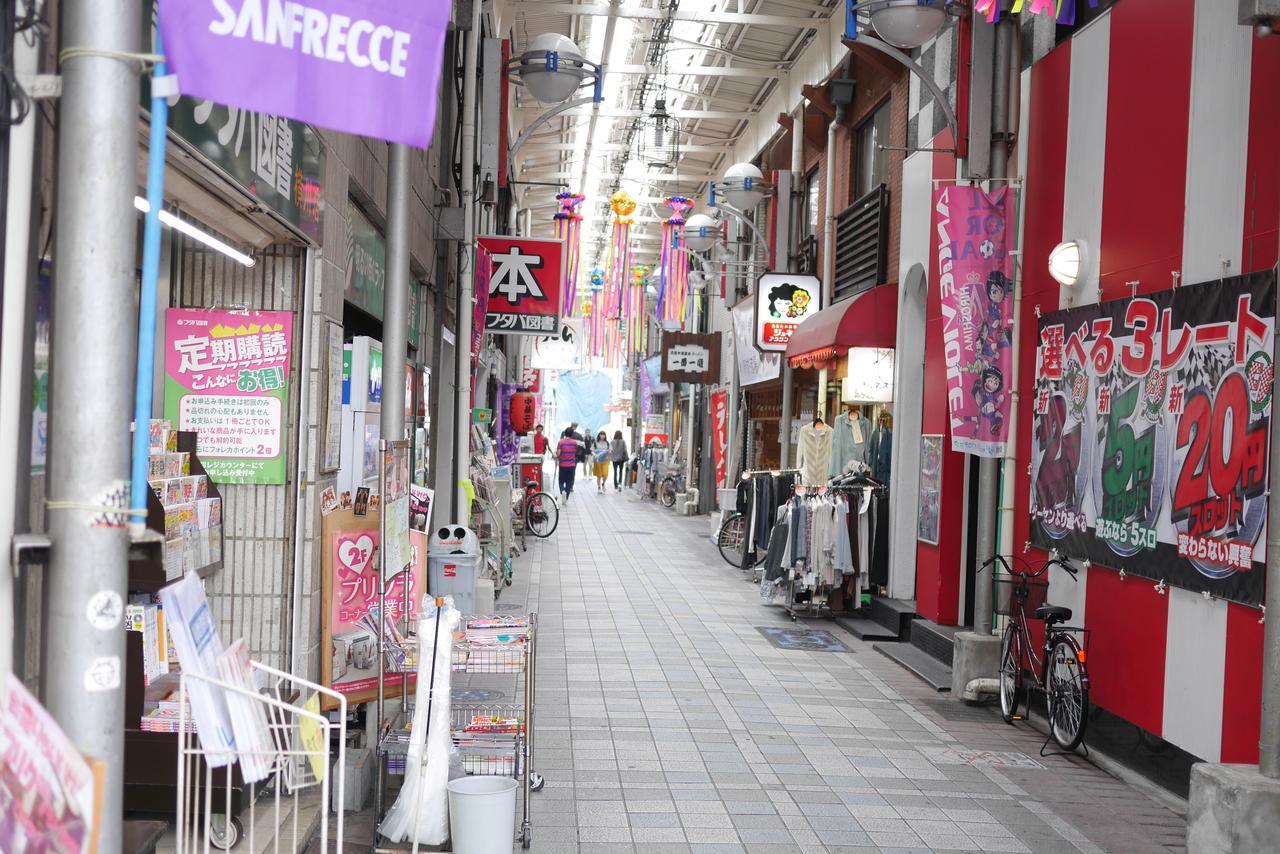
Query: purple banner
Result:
<box><xmin>158</xmin><ymin>1</ymin><xmax>449</xmax><ymax>149</ymax></box>
<box><xmin>932</xmin><ymin>185</ymin><xmax>1014</xmax><ymax>458</ymax></box>
<box><xmin>494</xmin><ymin>384</ymin><xmax>520</xmax><ymax>466</ymax></box>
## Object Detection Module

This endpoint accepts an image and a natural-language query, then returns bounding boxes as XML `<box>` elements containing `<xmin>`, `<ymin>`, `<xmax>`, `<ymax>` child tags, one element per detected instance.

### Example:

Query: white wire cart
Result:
<box><xmin>376</xmin><ymin>613</ymin><xmax>542</xmax><ymax>850</ymax></box>
<box><xmin>174</xmin><ymin>662</ymin><xmax>347</xmax><ymax>853</ymax></box>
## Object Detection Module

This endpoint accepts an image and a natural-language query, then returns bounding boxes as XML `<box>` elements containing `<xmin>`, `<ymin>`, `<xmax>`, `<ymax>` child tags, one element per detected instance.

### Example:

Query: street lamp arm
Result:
<box><xmin>843</xmin><ymin>34</ymin><xmax>958</xmax><ymax>143</ymax></box>
<box><xmin>716</xmin><ymin>202</ymin><xmax>770</xmax><ymax>260</ymax></box>
<box><xmin>510</xmin><ymin>96</ymin><xmax>599</xmax><ymax>159</ymax></box>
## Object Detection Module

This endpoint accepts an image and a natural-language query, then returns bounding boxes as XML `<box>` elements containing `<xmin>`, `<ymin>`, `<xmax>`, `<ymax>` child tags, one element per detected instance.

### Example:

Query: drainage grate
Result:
<box><xmin>495</xmin><ymin>603</ymin><xmax>521</xmax><ymax>611</ymax></box>
<box><xmin>755</xmin><ymin>626</ymin><xmax>850</xmax><ymax>652</ymax></box>
<box><xmin>616</xmin><ymin>530</ymin><xmax>654</xmax><ymax>535</ymax></box>
<box><xmin>921</xmin><ymin>698</ymin><xmax>1000</xmax><ymax>723</ymax></box>
<box><xmin>452</xmin><ymin>689</ymin><xmax>506</xmax><ymax>703</ymax></box>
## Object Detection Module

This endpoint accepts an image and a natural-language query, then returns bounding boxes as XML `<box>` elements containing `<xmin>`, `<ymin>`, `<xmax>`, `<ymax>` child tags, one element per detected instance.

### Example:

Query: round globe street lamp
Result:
<box><xmin>508</xmin><ymin>33</ymin><xmax>605</xmax><ymax>157</ymax></box>
<box><xmin>1048</xmin><ymin>240</ymin><xmax>1089</xmax><ymax>288</ymax></box>
<box><xmin>856</xmin><ymin>0</ymin><xmax>954</xmax><ymax>50</ymax></box>
<box><xmin>720</xmin><ymin>162</ymin><xmax>766</xmax><ymax>211</ymax></box>
<box><xmin>684</xmin><ymin>213</ymin><xmax>719</xmax><ymax>253</ymax></box>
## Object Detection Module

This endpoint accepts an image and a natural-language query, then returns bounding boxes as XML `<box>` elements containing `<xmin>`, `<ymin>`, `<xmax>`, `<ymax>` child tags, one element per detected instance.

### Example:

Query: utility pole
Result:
<box><xmin>44</xmin><ymin>1</ymin><xmax>140</xmax><ymax>850</ymax></box>
<box><xmin>382</xmin><ymin>145</ymin><xmax>410</xmax><ymax>441</ymax></box>
<box><xmin>454</xmin><ymin>0</ymin><xmax>481</xmax><ymax>520</ymax></box>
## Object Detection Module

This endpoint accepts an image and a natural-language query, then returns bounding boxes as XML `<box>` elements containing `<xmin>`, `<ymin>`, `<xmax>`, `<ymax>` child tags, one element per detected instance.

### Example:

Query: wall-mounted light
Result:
<box><xmin>684</xmin><ymin>213</ymin><xmax>719</xmax><ymax>253</ymax></box>
<box><xmin>858</xmin><ymin>0</ymin><xmax>951</xmax><ymax>50</ymax></box>
<box><xmin>513</xmin><ymin>33</ymin><xmax>591</xmax><ymax>105</ymax></box>
<box><xmin>721</xmin><ymin>162</ymin><xmax>766</xmax><ymax>211</ymax></box>
<box><xmin>134</xmin><ymin>197</ymin><xmax>256</xmax><ymax>267</ymax></box>
<box><xmin>1048</xmin><ymin>239</ymin><xmax>1088</xmax><ymax>287</ymax></box>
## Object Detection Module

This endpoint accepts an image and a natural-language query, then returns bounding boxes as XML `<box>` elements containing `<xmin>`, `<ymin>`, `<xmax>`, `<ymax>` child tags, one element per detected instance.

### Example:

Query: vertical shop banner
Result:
<box><xmin>494</xmin><ymin>384</ymin><xmax>521</xmax><ymax>465</ymax></box>
<box><xmin>932</xmin><ymin>186</ymin><xmax>1015</xmax><ymax>458</ymax></box>
<box><xmin>165</xmin><ymin>309</ymin><xmax>294</xmax><ymax>484</ymax></box>
<box><xmin>479</xmin><ymin>236</ymin><xmax>564</xmax><ymax>336</ymax></box>
<box><xmin>710</xmin><ymin>388</ymin><xmax>729</xmax><ymax>489</ymax></box>
<box><xmin>157</xmin><ymin>1</ymin><xmax>450</xmax><ymax>149</ymax></box>
<box><xmin>917</xmin><ymin>435</ymin><xmax>943</xmax><ymax>546</ymax></box>
<box><xmin>1030</xmin><ymin>271</ymin><xmax>1276</xmax><ymax>606</ymax></box>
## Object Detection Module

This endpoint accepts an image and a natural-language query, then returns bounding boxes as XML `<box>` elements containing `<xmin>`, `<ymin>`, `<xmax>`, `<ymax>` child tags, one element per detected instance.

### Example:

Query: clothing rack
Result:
<box><xmin>737</xmin><ymin>469</ymin><xmax>801</xmax><ymax>577</ymax></box>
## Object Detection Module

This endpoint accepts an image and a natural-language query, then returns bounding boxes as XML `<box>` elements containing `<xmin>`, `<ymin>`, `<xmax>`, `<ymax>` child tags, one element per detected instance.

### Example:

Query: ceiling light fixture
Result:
<box><xmin>134</xmin><ymin>197</ymin><xmax>256</xmax><ymax>267</ymax></box>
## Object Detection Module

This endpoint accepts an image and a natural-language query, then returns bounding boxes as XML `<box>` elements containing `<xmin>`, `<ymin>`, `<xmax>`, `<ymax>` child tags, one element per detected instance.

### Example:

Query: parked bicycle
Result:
<box><xmin>982</xmin><ymin>554</ymin><xmax>1090</xmax><ymax>751</ymax></box>
<box><xmin>716</xmin><ymin>512</ymin><xmax>766</xmax><ymax>569</ymax></box>
<box><xmin>512</xmin><ymin>478</ymin><xmax>558</xmax><ymax>551</ymax></box>
<box><xmin>657</xmin><ymin>470</ymin><xmax>685</xmax><ymax>508</ymax></box>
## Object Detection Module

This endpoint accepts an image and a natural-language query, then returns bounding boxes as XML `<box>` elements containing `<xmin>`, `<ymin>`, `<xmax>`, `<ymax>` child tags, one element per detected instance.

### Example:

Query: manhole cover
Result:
<box><xmin>919</xmin><ymin>746</ymin><xmax>1044</xmax><ymax>769</ymax></box>
<box><xmin>755</xmin><ymin>626</ymin><xmax>850</xmax><ymax>652</ymax></box>
<box><xmin>452</xmin><ymin>689</ymin><xmax>506</xmax><ymax>702</ymax></box>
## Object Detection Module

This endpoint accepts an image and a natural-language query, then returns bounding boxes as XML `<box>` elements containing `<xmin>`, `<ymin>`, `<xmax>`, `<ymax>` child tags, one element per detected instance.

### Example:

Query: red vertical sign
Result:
<box><xmin>711</xmin><ymin>388</ymin><xmax>729</xmax><ymax>489</ymax></box>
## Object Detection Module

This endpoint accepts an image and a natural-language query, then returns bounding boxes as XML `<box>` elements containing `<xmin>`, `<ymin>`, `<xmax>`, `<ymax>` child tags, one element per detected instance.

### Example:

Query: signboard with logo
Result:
<box><xmin>754</xmin><ymin>273</ymin><xmax>823</xmax><ymax>352</ymax></box>
<box><xmin>479</xmin><ymin>236</ymin><xmax>564</xmax><ymax>336</ymax></box>
<box><xmin>531</xmin><ymin>318</ymin><xmax>583</xmax><ymax>370</ymax></box>
<box><xmin>156</xmin><ymin>0</ymin><xmax>450</xmax><ymax>148</ymax></box>
<box><xmin>164</xmin><ymin>308</ymin><xmax>294</xmax><ymax>484</ymax></box>
<box><xmin>346</xmin><ymin>200</ymin><xmax>421</xmax><ymax>348</ymax></box>
<box><xmin>660</xmin><ymin>332</ymin><xmax>722</xmax><ymax>385</ymax></box>
<box><xmin>710</xmin><ymin>388</ymin><xmax>730</xmax><ymax>489</ymax></box>
<box><xmin>843</xmin><ymin>347</ymin><xmax>895</xmax><ymax>403</ymax></box>
<box><xmin>1029</xmin><ymin>271</ymin><xmax>1276</xmax><ymax>607</ymax></box>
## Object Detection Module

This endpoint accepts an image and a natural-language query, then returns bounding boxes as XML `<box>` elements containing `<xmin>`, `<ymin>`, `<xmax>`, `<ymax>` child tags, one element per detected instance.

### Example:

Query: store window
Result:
<box><xmin>854</xmin><ymin>101</ymin><xmax>890</xmax><ymax>200</ymax></box>
<box><xmin>803</xmin><ymin>169</ymin><xmax>820</xmax><ymax>239</ymax></box>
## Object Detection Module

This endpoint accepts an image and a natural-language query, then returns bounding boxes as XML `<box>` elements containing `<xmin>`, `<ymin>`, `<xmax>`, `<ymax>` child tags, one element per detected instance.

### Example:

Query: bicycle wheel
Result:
<box><xmin>1047</xmin><ymin>635</ymin><xmax>1089</xmax><ymax>751</ymax></box>
<box><xmin>525</xmin><ymin>492</ymin><xmax>560</xmax><ymax>538</ymax></box>
<box><xmin>659</xmin><ymin>476</ymin><xmax>678</xmax><ymax>508</ymax></box>
<box><xmin>998</xmin><ymin>623</ymin><xmax>1026</xmax><ymax>723</ymax></box>
<box><xmin>717</xmin><ymin>513</ymin><xmax>747</xmax><ymax>566</ymax></box>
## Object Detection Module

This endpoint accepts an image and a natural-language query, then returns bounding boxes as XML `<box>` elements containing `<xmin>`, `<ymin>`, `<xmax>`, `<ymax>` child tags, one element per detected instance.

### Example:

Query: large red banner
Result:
<box><xmin>711</xmin><ymin>388</ymin><xmax>729</xmax><ymax>489</ymax></box>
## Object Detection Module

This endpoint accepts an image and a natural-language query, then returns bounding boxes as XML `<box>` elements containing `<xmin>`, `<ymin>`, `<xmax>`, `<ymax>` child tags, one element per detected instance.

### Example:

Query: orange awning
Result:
<box><xmin>785</xmin><ymin>284</ymin><xmax>898</xmax><ymax>369</ymax></box>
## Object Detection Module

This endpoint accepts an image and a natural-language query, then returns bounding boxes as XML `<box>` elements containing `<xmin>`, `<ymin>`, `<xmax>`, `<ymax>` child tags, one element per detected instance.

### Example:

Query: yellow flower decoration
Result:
<box><xmin>610</xmin><ymin>190</ymin><xmax>637</xmax><ymax>223</ymax></box>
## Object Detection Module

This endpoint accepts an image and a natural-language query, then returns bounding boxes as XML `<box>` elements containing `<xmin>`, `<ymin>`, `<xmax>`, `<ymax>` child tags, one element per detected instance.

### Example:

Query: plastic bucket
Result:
<box><xmin>447</xmin><ymin>775</ymin><xmax>519</xmax><ymax>853</ymax></box>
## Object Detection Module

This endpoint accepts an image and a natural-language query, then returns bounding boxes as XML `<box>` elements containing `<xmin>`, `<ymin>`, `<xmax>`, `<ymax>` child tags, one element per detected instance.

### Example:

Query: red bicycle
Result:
<box><xmin>983</xmin><ymin>555</ymin><xmax>1090</xmax><ymax>752</ymax></box>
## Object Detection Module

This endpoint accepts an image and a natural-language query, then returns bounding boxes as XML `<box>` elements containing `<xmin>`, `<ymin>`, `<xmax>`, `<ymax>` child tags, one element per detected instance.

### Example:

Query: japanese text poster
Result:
<box><xmin>165</xmin><ymin>308</ymin><xmax>294</xmax><ymax>484</ymax></box>
<box><xmin>1030</xmin><ymin>271</ymin><xmax>1276</xmax><ymax>606</ymax></box>
<box><xmin>932</xmin><ymin>186</ymin><xmax>1015</xmax><ymax>458</ymax></box>
<box><xmin>710</xmin><ymin>388</ymin><xmax>729</xmax><ymax>489</ymax></box>
<box><xmin>479</xmin><ymin>235</ymin><xmax>564</xmax><ymax>336</ymax></box>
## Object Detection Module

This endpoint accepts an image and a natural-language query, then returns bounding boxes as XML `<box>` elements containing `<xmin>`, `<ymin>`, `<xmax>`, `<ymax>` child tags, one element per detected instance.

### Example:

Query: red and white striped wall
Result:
<box><xmin>899</xmin><ymin>0</ymin><xmax>1280</xmax><ymax>764</ymax></box>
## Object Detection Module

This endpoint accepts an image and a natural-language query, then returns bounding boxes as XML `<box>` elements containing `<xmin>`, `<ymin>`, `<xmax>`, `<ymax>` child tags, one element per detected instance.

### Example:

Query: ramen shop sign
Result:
<box><xmin>754</xmin><ymin>273</ymin><xmax>823</xmax><ymax>352</ymax></box>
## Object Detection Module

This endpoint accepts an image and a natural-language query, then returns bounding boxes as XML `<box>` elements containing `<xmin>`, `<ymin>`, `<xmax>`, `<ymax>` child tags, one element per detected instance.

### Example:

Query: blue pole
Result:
<box><xmin>130</xmin><ymin>32</ymin><xmax>169</xmax><ymax>528</ymax></box>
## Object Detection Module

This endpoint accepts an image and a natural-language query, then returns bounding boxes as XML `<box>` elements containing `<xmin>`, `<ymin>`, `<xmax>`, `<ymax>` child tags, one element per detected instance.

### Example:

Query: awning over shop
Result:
<box><xmin>784</xmin><ymin>283</ymin><xmax>898</xmax><ymax>369</ymax></box>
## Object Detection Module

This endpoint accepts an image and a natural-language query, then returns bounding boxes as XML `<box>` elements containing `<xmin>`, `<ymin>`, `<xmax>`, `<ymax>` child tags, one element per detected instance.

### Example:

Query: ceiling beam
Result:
<box><xmin>520</xmin><ymin>3</ymin><xmax>830</xmax><ymax>30</ymax></box>
<box><xmin>606</xmin><ymin>63</ymin><xmax>783</xmax><ymax>79</ymax></box>
<box><xmin>515</xmin><ymin>106</ymin><xmax>754</xmax><ymax>120</ymax></box>
<box><xmin>519</xmin><ymin>141</ymin><xmax>735</xmax><ymax>154</ymax></box>
<box><xmin>535</xmin><ymin>170</ymin><xmax>717</xmax><ymax>181</ymax></box>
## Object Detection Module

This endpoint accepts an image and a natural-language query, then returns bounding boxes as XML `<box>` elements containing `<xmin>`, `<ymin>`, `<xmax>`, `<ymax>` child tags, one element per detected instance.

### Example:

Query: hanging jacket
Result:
<box><xmin>829</xmin><ymin>413</ymin><xmax>870</xmax><ymax>477</ymax></box>
<box><xmin>795</xmin><ymin>423</ymin><xmax>834</xmax><ymax>486</ymax></box>
<box><xmin>868</xmin><ymin>427</ymin><xmax>892</xmax><ymax>483</ymax></box>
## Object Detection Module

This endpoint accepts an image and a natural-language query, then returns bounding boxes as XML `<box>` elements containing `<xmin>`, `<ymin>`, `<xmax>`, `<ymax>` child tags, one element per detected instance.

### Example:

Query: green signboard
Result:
<box><xmin>346</xmin><ymin>199</ymin><xmax>422</xmax><ymax>348</ymax></box>
<box><xmin>143</xmin><ymin>2</ymin><xmax>325</xmax><ymax>240</ymax></box>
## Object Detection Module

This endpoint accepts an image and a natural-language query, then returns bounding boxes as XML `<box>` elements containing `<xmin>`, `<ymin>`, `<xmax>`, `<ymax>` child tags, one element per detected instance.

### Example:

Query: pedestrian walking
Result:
<box><xmin>557</xmin><ymin>428</ymin><xmax>580</xmax><ymax>501</ymax></box>
<box><xmin>531</xmin><ymin>423</ymin><xmax>549</xmax><ymax>457</ymax></box>
<box><xmin>609</xmin><ymin>431</ymin><xmax>629</xmax><ymax>491</ymax></box>
<box><xmin>592</xmin><ymin>431</ymin><xmax>610</xmax><ymax>493</ymax></box>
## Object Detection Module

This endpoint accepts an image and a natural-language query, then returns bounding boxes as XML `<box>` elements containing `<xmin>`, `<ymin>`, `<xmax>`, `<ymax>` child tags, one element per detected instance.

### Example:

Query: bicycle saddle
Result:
<box><xmin>1035</xmin><ymin>604</ymin><xmax>1072</xmax><ymax>623</ymax></box>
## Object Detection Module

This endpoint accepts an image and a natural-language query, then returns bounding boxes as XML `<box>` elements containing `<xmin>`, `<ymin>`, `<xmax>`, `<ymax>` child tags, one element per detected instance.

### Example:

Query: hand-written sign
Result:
<box><xmin>660</xmin><ymin>331</ymin><xmax>721</xmax><ymax>385</ymax></box>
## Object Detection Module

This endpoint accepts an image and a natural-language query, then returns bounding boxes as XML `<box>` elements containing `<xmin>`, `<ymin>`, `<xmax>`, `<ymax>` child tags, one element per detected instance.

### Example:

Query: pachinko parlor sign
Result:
<box><xmin>165</xmin><ymin>308</ymin><xmax>294</xmax><ymax>485</ymax></box>
<box><xmin>1030</xmin><ymin>271</ymin><xmax>1277</xmax><ymax>606</ymax></box>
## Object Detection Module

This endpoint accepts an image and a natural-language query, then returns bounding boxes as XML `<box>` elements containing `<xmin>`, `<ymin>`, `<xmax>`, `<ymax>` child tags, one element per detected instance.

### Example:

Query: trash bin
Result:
<box><xmin>428</xmin><ymin>525</ymin><xmax>481</xmax><ymax>615</ymax></box>
<box><xmin>447</xmin><ymin>775</ymin><xmax>518</xmax><ymax>854</ymax></box>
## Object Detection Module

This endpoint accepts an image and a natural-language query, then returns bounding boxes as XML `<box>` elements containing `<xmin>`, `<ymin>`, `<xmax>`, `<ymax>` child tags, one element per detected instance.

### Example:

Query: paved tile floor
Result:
<box><xmin>342</xmin><ymin>482</ymin><xmax>1187</xmax><ymax>853</ymax></box>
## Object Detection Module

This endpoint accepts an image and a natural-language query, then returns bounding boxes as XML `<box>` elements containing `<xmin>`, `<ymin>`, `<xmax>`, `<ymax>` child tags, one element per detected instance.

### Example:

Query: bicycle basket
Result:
<box><xmin>993</xmin><ymin>574</ymin><xmax>1048</xmax><ymax>617</ymax></box>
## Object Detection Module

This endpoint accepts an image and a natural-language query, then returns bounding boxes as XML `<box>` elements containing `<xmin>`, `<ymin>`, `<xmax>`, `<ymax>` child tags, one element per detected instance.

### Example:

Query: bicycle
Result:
<box><xmin>512</xmin><ymin>478</ymin><xmax>558</xmax><ymax>553</ymax></box>
<box><xmin>983</xmin><ymin>554</ymin><xmax>1090</xmax><ymax>752</ymax></box>
<box><xmin>658</xmin><ymin>470</ymin><xmax>685</xmax><ymax>508</ymax></box>
<box><xmin>716</xmin><ymin>512</ymin><xmax>766</xmax><ymax>569</ymax></box>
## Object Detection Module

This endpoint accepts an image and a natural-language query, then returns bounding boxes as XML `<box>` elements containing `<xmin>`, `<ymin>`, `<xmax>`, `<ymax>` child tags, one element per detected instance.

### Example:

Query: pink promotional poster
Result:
<box><xmin>932</xmin><ymin>186</ymin><xmax>1015</xmax><ymax>459</ymax></box>
<box><xmin>164</xmin><ymin>308</ymin><xmax>294</xmax><ymax>483</ymax></box>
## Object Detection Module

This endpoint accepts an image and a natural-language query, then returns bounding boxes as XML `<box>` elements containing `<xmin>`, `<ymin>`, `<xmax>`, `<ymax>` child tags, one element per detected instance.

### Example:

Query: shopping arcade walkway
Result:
<box><xmin>507</xmin><ymin>485</ymin><xmax>1187</xmax><ymax>854</ymax></box>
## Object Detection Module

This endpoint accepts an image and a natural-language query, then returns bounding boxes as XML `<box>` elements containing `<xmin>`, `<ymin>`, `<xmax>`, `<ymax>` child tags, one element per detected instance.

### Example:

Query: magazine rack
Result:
<box><xmin>174</xmin><ymin>660</ymin><xmax>347</xmax><ymax>853</ymax></box>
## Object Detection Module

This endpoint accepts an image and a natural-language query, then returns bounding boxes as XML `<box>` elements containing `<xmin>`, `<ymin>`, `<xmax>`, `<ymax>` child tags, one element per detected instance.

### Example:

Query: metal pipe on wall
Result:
<box><xmin>1262</xmin><ymin>321</ymin><xmax>1280</xmax><ymax>777</ymax></box>
<box><xmin>780</xmin><ymin>105</ymin><xmax>804</xmax><ymax>468</ymax></box>
<box><xmin>455</xmin><ymin>2</ymin><xmax>481</xmax><ymax>520</ymax></box>
<box><xmin>288</xmin><ymin>250</ymin><xmax>318</xmax><ymax>681</ymax></box>
<box><xmin>44</xmin><ymin>1</ymin><xmax>141</xmax><ymax>849</ymax></box>
<box><xmin>382</xmin><ymin>144</ymin><xmax>411</xmax><ymax>439</ymax></box>
<box><xmin>971</xmin><ymin>13</ymin><xmax>1014</xmax><ymax>637</ymax></box>
<box><xmin>0</xmin><ymin>0</ymin><xmax>42</xmax><ymax>674</ymax></box>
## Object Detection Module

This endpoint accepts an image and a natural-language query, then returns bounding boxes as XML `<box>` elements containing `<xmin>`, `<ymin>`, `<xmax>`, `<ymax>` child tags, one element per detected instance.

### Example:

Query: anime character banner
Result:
<box><xmin>1030</xmin><ymin>270</ymin><xmax>1276</xmax><ymax>607</ymax></box>
<box><xmin>932</xmin><ymin>186</ymin><xmax>1015</xmax><ymax>458</ymax></box>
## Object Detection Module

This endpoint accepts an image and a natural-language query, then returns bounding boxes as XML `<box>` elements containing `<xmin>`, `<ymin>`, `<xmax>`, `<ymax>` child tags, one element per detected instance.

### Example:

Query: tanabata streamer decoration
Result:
<box><xmin>553</xmin><ymin>192</ymin><xmax>586</xmax><ymax>317</ymax></box>
<box><xmin>584</xmin><ymin>267</ymin><xmax>606</xmax><ymax>362</ymax></box>
<box><xmin>627</xmin><ymin>265</ymin><xmax>650</xmax><ymax>355</ymax></box>
<box><xmin>657</xmin><ymin>197</ymin><xmax>694</xmax><ymax>328</ymax></box>
<box><xmin>604</xmin><ymin>191</ymin><xmax>637</xmax><ymax>320</ymax></box>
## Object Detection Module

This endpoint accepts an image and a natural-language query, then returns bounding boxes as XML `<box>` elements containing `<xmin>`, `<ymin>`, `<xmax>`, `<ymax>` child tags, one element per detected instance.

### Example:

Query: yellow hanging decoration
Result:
<box><xmin>609</xmin><ymin>190</ymin><xmax>637</xmax><ymax>223</ymax></box>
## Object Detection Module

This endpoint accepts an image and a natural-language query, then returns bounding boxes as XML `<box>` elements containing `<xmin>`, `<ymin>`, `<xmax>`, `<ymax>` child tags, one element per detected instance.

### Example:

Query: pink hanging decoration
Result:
<box><xmin>657</xmin><ymin>197</ymin><xmax>693</xmax><ymax>328</ymax></box>
<box><xmin>553</xmin><ymin>192</ymin><xmax>585</xmax><ymax>317</ymax></box>
<box><xmin>627</xmin><ymin>265</ymin><xmax>648</xmax><ymax>355</ymax></box>
<box><xmin>974</xmin><ymin>0</ymin><xmax>1000</xmax><ymax>22</ymax></box>
<box><xmin>603</xmin><ymin>191</ymin><xmax>636</xmax><ymax>320</ymax></box>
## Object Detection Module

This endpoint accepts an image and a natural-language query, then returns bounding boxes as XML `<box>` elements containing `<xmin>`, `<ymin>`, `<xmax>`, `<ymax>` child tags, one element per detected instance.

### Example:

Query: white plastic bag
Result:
<box><xmin>379</xmin><ymin>596</ymin><xmax>461</xmax><ymax>845</ymax></box>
